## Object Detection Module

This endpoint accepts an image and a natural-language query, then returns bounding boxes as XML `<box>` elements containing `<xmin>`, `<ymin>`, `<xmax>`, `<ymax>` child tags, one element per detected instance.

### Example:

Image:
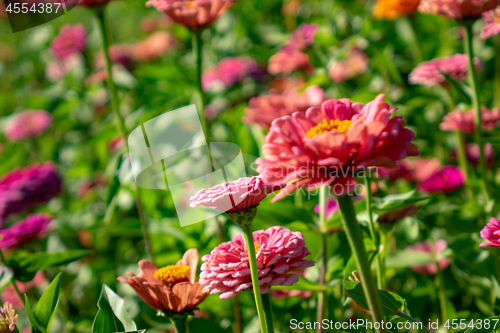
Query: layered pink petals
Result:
<box><xmin>189</xmin><ymin>176</ymin><xmax>285</xmax><ymax>213</ymax></box>
<box><xmin>479</xmin><ymin>218</ymin><xmax>500</xmax><ymax>247</ymax></box>
<box><xmin>480</xmin><ymin>6</ymin><xmax>500</xmax><ymax>39</ymax></box>
<box><xmin>4</xmin><ymin>110</ymin><xmax>52</xmax><ymax>142</ymax></box>
<box><xmin>407</xmin><ymin>240</ymin><xmax>451</xmax><ymax>275</ymax></box>
<box><xmin>418</xmin><ymin>0</ymin><xmax>500</xmax><ymax>19</ymax></box>
<box><xmin>418</xmin><ymin>165</ymin><xmax>464</xmax><ymax>193</ymax></box>
<box><xmin>199</xmin><ymin>226</ymin><xmax>315</xmax><ymax>299</ymax></box>
<box><xmin>256</xmin><ymin>94</ymin><xmax>419</xmax><ymax>200</ymax></box>
<box><xmin>439</xmin><ymin>107</ymin><xmax>500</xmax><ymax>134</ymax></box>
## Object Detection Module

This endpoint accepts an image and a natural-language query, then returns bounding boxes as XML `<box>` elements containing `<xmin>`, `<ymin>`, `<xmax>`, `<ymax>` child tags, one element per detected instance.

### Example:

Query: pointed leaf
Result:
<box><xmin>92</xmin><ymin>285</ymin><xmax>137</xmax><ymax>333</ymax></box>
<box><xmin>33</xmin><ymin>273</ymin><xmax>62</xmax><ymax>333</ymax></box>
<box><xmin>344</xmin><ymin>280</ymin><xmax>405</xmax><ymax>316</ymax></box>
<box><xmin>25</xmin><ymin>296</ymin><xmax>42</xmax><ymax>333</ymax></box>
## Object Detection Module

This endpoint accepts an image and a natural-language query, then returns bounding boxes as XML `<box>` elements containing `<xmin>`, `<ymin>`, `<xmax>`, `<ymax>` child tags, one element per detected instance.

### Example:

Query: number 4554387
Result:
<box><xmin>445</xmin><ymin>318</ymin><xmax>499</xmax><ymax>330</ymax></box>
<box><xmin>5</xmin><ymin>2</ymin><xmax>62</xmax><ymax>14</ymax></box>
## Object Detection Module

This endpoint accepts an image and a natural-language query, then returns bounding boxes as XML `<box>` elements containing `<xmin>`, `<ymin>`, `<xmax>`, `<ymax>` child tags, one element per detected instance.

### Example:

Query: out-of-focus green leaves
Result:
<box><xmin>344</xmin><ymin>280</ymin><xmax>406</xmax><ymax>316</ymax></box>
<box><xmin>371</xmin><ymin>190</ymin><xmax>428</xmax><ymax>212</ymax></box>
<box><xmin>92</xmin><ymin>285</ymin><xmax>138</xmax><ymax>333</ymax></box>
<box><xmin>25</xmin><ymin>273</ymin><xmax>62</xmax><ymax>333</ymax></box>
<box><xmin>273</xmin><ymin>275</ymin><xmax>327</xmax><ymax>292</ymax></box>
<box><xmin>254</xmin><ymin>200</ymin><xmax>315</xmax><ymax>226</ymax></box>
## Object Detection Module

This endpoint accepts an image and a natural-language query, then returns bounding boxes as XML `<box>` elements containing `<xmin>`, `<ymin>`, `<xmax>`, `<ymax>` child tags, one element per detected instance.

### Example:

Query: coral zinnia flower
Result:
<box><xmin>268</xmin><ymin>46</ymin><xmax>313</xmax><ymax>75</ymax></box>
<box><xmin>480</xmin><ymin>6</ymin><xmax>500</xmax><ymax>38</ymax></box>
<box><xmin>418</xmin><ymin>165</ymin><xmax>464</xmax><ymax>193</ymax></box>
<box><xmin>439</xmin><ymin>107</ymin><xmax>500</xmax><ymax>134</ymax></box>
<box><xmin>146</xmin><ymin>0</ymin><xmax>234</xmax><ymax>29</ymax></box>
<box><xmin>373</xmin><ymin>0</ymin><xmax>421</xmax><ymax>20</ymax></box>
<box><xmin>406</xmin><ymin>240</ymin><xmax>451</xmax><ymax>275</ymax></box>
<box><xmin>50</xmin><ymin>24</ymin><xmax>86</xmax><ymax>59</ymax></box>
<box><xmin>199</xmin><ymin>226</ymin><xmax>315</xmax><ymax>299</ymax></box>
<box><xmin>0</xmin><ymin>214</ymin><xmax>53</xmax><ymax>250</ymax></box>
<box><xmin>0</xmin><ymin>303</ymin><xmax>17</xmax><ymax>333</ymax></box>
<box><xmin>118</xmin><ymin>249</ymin><xmax>208</xmax><ymax>313</ymax></box>
<box><xmin>256</xmin><ymin>94</ymin><xmax>419</xmax><ymax>200</ymax></box>
<box><xmin>378</xmin><ymin>158</ymin><xmax>442</xmax><ymax>182</ymax></box>
<box><xmin>4</xmin><ymin>110</ymin><xmax>52</xmax><ymax>142</ymax></box>
<box><xmin>418</xmin><ymin>0</ymin><xmax>500</xmax><ymax>20</ymax></box>
<box><xmin>479</xmin><ymin>217</ymin><xmax>500</xmax><ymax>247</ymax></box>
<box><xmin>409</xmin><ymin>54</ymin><xmax>482</xmax><ymax>87</ymax></box>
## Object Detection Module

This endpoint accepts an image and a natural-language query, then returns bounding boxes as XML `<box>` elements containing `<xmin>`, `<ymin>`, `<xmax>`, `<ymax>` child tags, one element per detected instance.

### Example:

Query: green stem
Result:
<box><xmin>192</xmin><ymin>31</ymin><xmax>210</xmax><ymax>143</ymax></box>
<box><xmin>0</xmin><ymin>249</ymin><xmax>25</xmax><ymax>307</ymax></box>
<box><xmin>397</xmin><ymin>311</ymin><xmax>432</xmax><ymax>333</ymax></box>
<box><xmin>365</xmin><ymin>177</ymin><xmax>384</xmax><ymax>290</ymax></box>
<box><xmin>428</xmin><ymin>238</ymin><xmax>448</xmax><ymax>325</ymax></box>
<box><xmin>261</xmin><ymin>292</ymin><xmax>275</xmax><ymax>333</ymax></box>
<box><xmin>406</xmin><ymin>15</ymin><xmax>423</xmax><ymax>64</ymax></box>
<box><xmin>170</xmin><ymin>316</ymin><xmax>188</xmax><ymax>333</ymax></box>
<box><xmin>95</xmin><ymin>7</ymin><xmax>154</xmax><ymax>262</ymax></box>
<box><xmin>463</xmin><ymin>23</ymin><xmax>490</xmax><ymax>203</ymax></box>
<box><xmin>454</xmin><ymin>130</ymin><xmax>473</xmax><ymax>199</ymax></box>
<box><xmin>337</xmin><ymin>195</ymin><xmax>386</xmax><ymax>333</ymax></box>
<box><xmin>241</xmin><ymin>225</ymin><xmax>269</xmax><ymax>333</ymax></box>
<box><xmin>317</xmin><ymin>187</ymin><xmax>328</xmax><ymax>332</ymax></box>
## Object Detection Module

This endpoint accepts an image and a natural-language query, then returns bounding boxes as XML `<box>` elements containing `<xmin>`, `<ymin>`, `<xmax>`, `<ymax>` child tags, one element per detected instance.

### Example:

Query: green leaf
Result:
<box><xmin>385</xmin><ymin>250</ymin><xmax>434</xmax><ymax>268</ymax></box>
<box><xmin>344</xmin><ymin>280</ymin><xmax>406</xmax><ymax>316</ymax></box>
<box><xmin>371</xmin><ymin>190</ymin><xmax>428</xmax><ymax>212</ymax></box>
<box><xmin>254</xmin><ymin>200</ymin><xmax>315</xmax><ymax>226</ymax></box>
<box><xmin>25</xmin><ymin>296</ymin><xmax>42</xmax><ymax>333</ymax></box>
<box><xmin>92</xmin><ymin>285</ymin><xmax>138</xmax><ymax>333</ymax></box>
<box><xmin>32</xmin><ymin>273</ymin><xmax>62</xmax><ymax>333</ymax></box>
<box><xmin>107</xmin><ymin>153</ymin><xmax>123</xmax><ymax>206</ymax></box>
<box><xmin>0</xmin><ymin>267</ymin><xmax>13</xmax><ymax>291</ymax></box>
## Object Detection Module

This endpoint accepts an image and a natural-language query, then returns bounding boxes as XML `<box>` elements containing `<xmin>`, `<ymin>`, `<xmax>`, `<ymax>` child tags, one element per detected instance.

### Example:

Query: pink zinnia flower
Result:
<box><xmin>479</xmin><ymin>217</ymin><xmax>500</xmax><ymax>247</ymax></box>
<box><xmin>451</xmin><ymin>143</ymin><xmax>494</xmax><ymax>166</ymax></box>
<box><xmin>409</xmin><ymin>54</ymin><xmax>482</xmax><ymax>87</ymax></box>
<box><xmin>439</xmin><ymin>107</ymin><xmax>500</xmax><ymax>134</ymax></box>
<box><xmin>480</xmin><ymin>6</ymin><xmax>500</xmax><ymax>38</ymax></box>
<box><xmin>0</xmin><ymin>162</ymin><xmax>62</xmax><ymax>224</ymax></box>
<box><xmin>50</xmin><ymin>24</ymin><xmax>86</xmax><ymax>59</ymax></box>
<box><xmin>314</xmin><ymin>197</ymin><xmax>339</xmax><ymax>219</ymax></box>
<box><xmin>378</xmin><ymin>158</ymin><xmax>442</xmax><ymax>183</ymax></box>
<box><xmin>256</xmin><ymin>94</ymin><xmax>419</xmax><ymax>199</ymax></box>
<box><xmin>288</xmin><ymin>23</ymin><xmax>317</xmax><ymax>50</ymax></box>
<box><xmin>118</xmin><ymin>249</ymin><xmax>208</xmax><ymax>313</ymax></box>
<box><xmin>406</xmin><ymin>240</ymin><xmax>451</xmax><ymax>275</ymax></box>
<box><xmin>146</xmin><ymin>0</ymin><xmax>235</xmax><ymax>29</ymax></box>
<box><xmin>243</xmin><ymin>85</ymin><xmax>325</xmax><ymax>130</ymax></box>
<box><xmin>189</xmin><ymin>176</ymin><xmax>285</xmax><ymax>213</ymax></box>
<box><xmin>418</xmin><ymin>165</ymin><xmax>464</xmax><ymax>193</ymax></box>
<box><xmin>4</xmin><ymin>110</ymin><xmax>52</xmax><ymax>142</ymax></box>
<box><xmin>418</xmin><ymin>0</ymin><xmax>500</xmax><ymax>19</ymax></box>
<box><xmin>328</xmin><ymin>48</ymin><xmax>368</xmax><ymax>83</ymax></box>
<box><xmin>133</xmin><ymin>31</ymin><xmax>176</xmax><ymax>62</ymax></box>
<box><xmin>268</xmin><ymin>46</ymin><xmax>313</xmax><ymax>75</ymax></box>
<box><xmin>202</xmin><ymin>57</ymin><xmax>259</xmax><ymax>91</ymax></box>
<box><xmin>199</xmin><ymin>226</ymin><xmax>315</xmax><ymax>299</ymax></box>
<box><xmin>0</xmin><ymin>214</ymin><xmax>53</xmax><ymax>250</ymax></box>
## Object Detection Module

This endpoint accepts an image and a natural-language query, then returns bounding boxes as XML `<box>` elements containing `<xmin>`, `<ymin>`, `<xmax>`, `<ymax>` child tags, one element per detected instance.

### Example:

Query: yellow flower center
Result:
<box><xmin>154</xmin><ymin>265</ymin><xmax>190</xmax><ymax>288</ymax></box>
<box><xmin>254</xmin><ymin>242</ymin><xmax>261</xmax><ymax>253</ymax></box>
<box><xmin>305</xmin><ymin>119</ymin><xmax>353</xmax><ymax>138</ymax></box>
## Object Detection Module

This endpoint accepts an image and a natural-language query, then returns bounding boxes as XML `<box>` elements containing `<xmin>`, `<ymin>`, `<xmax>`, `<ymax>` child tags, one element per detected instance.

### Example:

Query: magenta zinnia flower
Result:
<box><xmin>0</xmin><ymin>162</ymin><xmax>62</xmax><ymax>224</ymax></box>
<box><xmin>268</xmin><ymin>46</ymin><xmax>313</xmax><ymax>75</ymax></box>
<box><xmin>418</xmin><ymin>0</ymin><xmax>500</xmax><ymax>19</ymax></box>
<box><xmin>418</xmin><ymin>165</ymin><xmax>464</xmax><ymax>193</ymax></box>
<box><xmin>406</xmin><ymin>240</ymin><xmax>451</xmax><ymax>275</ymax></box>
<box><xmin>0</xmin><ymin>214</ymin><xmax>53</xmax><ymax>250</ymax></box>
<box><xmin>199</xmin><ymin>226</ymin><xmax>315</xmax><ymax>299</ymax></box>
<box><xmin>439</xmin><ymin>107</ymin><xmax>500</xmax><ymax>134</ymax></box>
<box><xmin>50</xmin><ymin>24</ymin><xmax>86</xmax><ymax>59</ymax></box>
<box><xmin>4</xmin><ymin>110</ymin><xmax>52</xmax><ymax>142</ymax></box>
<box><xmin>480</xmin><ymin>6</ymin><xmax>500</xmax><ymax>38</ymax></box>
<box><xmin>479</xmin><ymin>217</ymin><xmax>500</xmax><ymax>247</ymax></box>
<box><xmin>189</xmin><ymin>176</ymin><xmax>284</xmax><ymax>213</ymax></box>
<box><xmin>244</xmin><ymin>85</ymin><xmax>325</xmax><ymax>130</ymax></box>
<box><xmin>409</xmin><ymin>54</ymin><xmax>482</xmax><ymax>87</ymax></box>
<box><xmin>288</xmin><ymin>23</ymin><xmax>317</xmax><ymax>50</ymax></box>
<box><xmin>256</xmin><ymin>94</ymin><xmax>419</xmax><ymax>199</ymax></box>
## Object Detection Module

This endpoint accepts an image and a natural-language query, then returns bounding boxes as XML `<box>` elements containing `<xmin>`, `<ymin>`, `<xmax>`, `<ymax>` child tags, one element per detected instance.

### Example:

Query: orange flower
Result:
<box><xmin>118</xmin><ymin>249</ymin><xmax>208</xmax><ymax>314</ymax></box>
<box><xmin>373</xmin><ymin>0</ymin><xmax>420</xmax><ymax>19</ymax></box>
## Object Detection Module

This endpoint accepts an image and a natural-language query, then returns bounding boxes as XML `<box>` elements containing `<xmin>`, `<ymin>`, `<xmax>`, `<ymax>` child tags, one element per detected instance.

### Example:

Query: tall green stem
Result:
<box><xmin>463</xmin><ymin>23</ymin><xmax>490</xmax><ymax>203</ymax></box>
<box><xmin>365</xmin><ymin>177</ymin><xmax>384</xmax><ymax>290</ymax></box>
<box><xmin>95</xmin><ymin>8</ymin><xmax>154</xmax><ymax>262</ymax></box>
<box><xmin>428</xmin><ymin>238</ymin><xmax>448</xmax><ymax>325</ymax></box>
<box><xmin>317</xmin><ymin>186</ymin><xmax>328</xmax><ymax>332</ymax></box>
<box><xmin>170</xmin><ymin>317</ymin><xmax>188</xmax><ymax>333</ymax></box>
<box><xmin>192</xmin><ymin>31</ymin><xmax>210</xmax><ymax>143</ymax></box>
<box><xmin>241</xmin><ymin>224</ymin><xmax>269</xmax><ymax>333</ymax></box>
<box><xmin>262</xmin><ymin>292</ymin><xmax>275</xmax><ymax>333</ymax></box>
<box><xmin>337</xmin><ymin>195</ymin><xmax>386</xmax><ymax>333</ymax></box>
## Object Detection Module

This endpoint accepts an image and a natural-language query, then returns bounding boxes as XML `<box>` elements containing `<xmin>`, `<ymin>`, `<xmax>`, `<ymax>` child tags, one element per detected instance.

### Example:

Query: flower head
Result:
<box><xmin>328</xmin><ymin>48</ymin><xmax>368</xmax><ymax>83</ymax></box>
<box><xmin>268</xmin><ymin>46</ymin><xmax>313</xmax><ymax>75</ymax></box>
<box><xmin>133</xmin><ymin>31</ymin><xmax>176</xmax><ymax>62</ymax></box>
<box><xmin>199</xmin><ymin>226</ymin><xmax>315</xmax><ymax>299</ymax></box>
<box><xmin>256</xmin><ymin>94</ymin><xmax>419</xmax><ymax>199</ymax></box>
<box><xmin>418</xmin><ymin>0</ymin><xmax>500</xmax><ymax>19</ymax></box>
<box><xmin>0</xmin><ymin>162</ymin><xmax>62</xmax><ymax>224</ymax></box>
<box><xmin>480</xmin><ymin>217</ymin><xmax>500</xmax><ymax>247</ymax></box>
<box><xmin>480</xmin><ymin>6</ymin><xmax>500</xmax><ymax>38</ymax></box>
<box><xmin>418</xmin><ymin>165</ymin><xmax>464</xmax><ymax>193</ymax></box>
<box><xmin>439</xmin><ymin>107</ymin><xmax>500</xmax><ymax>134</ymax></box>
<box><xmin>0</xmin><ymin>214</ymin><xmax>53</xmax><ymax>250</ymax></box>
<box><xmin>409</xmin><ymin>54</ymin><xmax>482</xmax><ymax>87</ymax></box>
<box><xmin>288</xmin><ymin>23</ymin><xmax>317</xmax><ymax>50</ymax></box>
<box><xmin>50</xmin><ymin>24</ymin><xmax>86</xmax><ymax>59</ymax></box>
<box><xmin>244</xmin><ymin>85</ymin><xmax>325</xmax><ymax>130</ymax></box>
<box><xmin>378</xmin><ymin>158</ymin><xmax>442</xmax><ymax>183</ymax></box>
<box><xmin>373</xmin><ymin>0</ymin><xmax>421</xmax><ymax>20</ymax></box>
<box><xmin>118</xmin><ymin>249</ymin><xmax>208</xmax><ymax>313</ymax></box>
<box><xmin>202</xmin><ymin>56</ymin><xmax>260</xmax><ymax>91</ymax></box>
<box><xmin>406</xmin><ymin>240</ymin><xmax>451</xmax><ymax>275</ymax></box>
<box><xmin>0</xmin><ymin>303</ymin><xmax>17</xmax><ymax>333</ymax></box>
<box><xmin>146</xmin><ymin>0</ymin><xmax>235</xmax><ymax>29</ymax></box>
<box><xmin>4</xmin><ymin>110</ymin><xmax>52</xmax><ymax>142</ymax></box>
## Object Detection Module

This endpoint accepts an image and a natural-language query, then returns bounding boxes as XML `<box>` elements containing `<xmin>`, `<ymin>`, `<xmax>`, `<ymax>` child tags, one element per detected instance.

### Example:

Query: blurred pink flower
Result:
<box><xmin>0</xmin><ymin>162</ymin><xmax>62</xmax><ymax>224</ymax></box>
<box><xmin>256</xmin><ymin>94</ymin><xmax>419</xmax><ymax>200</ymax></box>
<box><xmin>418</xmin><ymin>165</ymin><xmax>464</xmax><ymax>193</ymax></box>
<box><xmin>407</xmin><ymin>240</ymin><xmax>451</xmax><ymax>275</ymax></box>
<box><xmin>479</xmin><ymin>217</ymin><xmax>500</xmax><ymax>247</ymax></box>
<box><xmin>94</xmin><ymin>44</ymin><xmax>135</xmax><ymax>71</ymax></box>
<box><xmin>50</xmin><ymin>24</ymin><xmax>86</xmax><ymax>59</ymax></box>
<box><xmin>199</xmin><ymin>226</ymin><xmax>315</xmax><ymax>299</ymax></box>
<box><xmin>146</xmin><ymin>0</ymin><xmax>235</xmax><ymax>29</ymax></box>
<box><xmin>2</xmin><ymin>272</ymin><xmax>45</xmax><ymax>309</ymax></box>
<box><xmin>4</xmin><ymin>110</ymin><xmax>52</xmax><ymax>142</ymax></box>
<box><xmin>480</xmin><ymin>6</ymin><xmax>500</xmax><ymax>38</ymax></box>
<box><xmin>289</xmin><ymin>23</ymin><xmax>317</xmax><ymax>50</ymax></box>
<box><xmin>189</xmin><ymin>176</ymin><xmax>284</xmax><ymax>213</ymax></box>
<box><xmin>202</xmin><ymin>56</ymin><xmax>259</xmax><ymax>90</ymax></box>
<box><xmin>314</xmin><ymin>197</ymin><xmax>338</xmax><ymax>219</ymax></box>
<box><xmin>378</xmin><ymin>158</ymin><xmax>442</xmax><ymax>183</ymax></box>
<box><xmin>46</xmin><ymin>54</ymin><xmax>81</xmax><ymax>82</ymax></box>
<box><xmin>0</xmin><ymin>214</ymin><xmax>52</xmax><ymax>250</ymax></box>
<box><xmin>133</xmin><ymin>31</ymin><xmax>176</xmax><ymax>62</ymax></box>
<box><xmin>268</xmin><ymin>46</ymin><xmax>313</xmax><ymax>75</ymax></box>
<box><xmin>409</xmin><ymin>54</ymin><xmax>482</xmax><ymax>87</ymax></box>
<box><xmin>328</xmin><ymin>48</ymin><xmax>368</xmax><ymax>83</ymax></box>
<box><xmin>243</xmin><ymin>85</ymin><xmax>325</xmax><ymax>130</ymax></box>
<box><xmin>439</xmin><ymin>107</ymin><xmax>500</xmax><ymax>134</ymax></box>
<box><xmin>418</xmin><ymin>0</ymin><xmax>500</xmax><ymax>19</ymax></box>
<box><xmin>451</xmin><ymin>143</ymin><xmax>494</xmax><ymax>166</ymax></box>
